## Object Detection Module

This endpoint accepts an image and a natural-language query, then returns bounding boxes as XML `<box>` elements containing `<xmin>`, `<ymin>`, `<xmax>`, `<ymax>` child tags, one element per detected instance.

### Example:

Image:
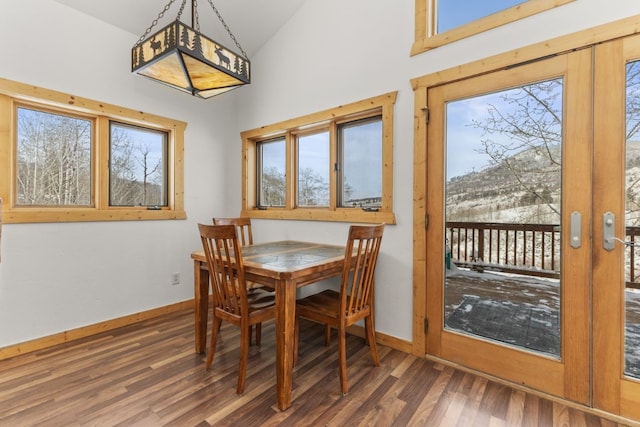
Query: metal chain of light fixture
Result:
<box><xmin>134</xmin><ymin>0</ymin><xmax>179</xmax><ymax>47</ymax></box>
<box><xmin>134</xmin><ymin>0</ymin><xmax>248</xmax><ymax>59</ymax></box>
<box><xmin>176</xmin><ymin>0</ymin><xmax>189</xmax><ymax>23</ymax></box>
<box><xmin>205</xmin><ymin>0</ymin><xmax>248</xmax><ymax>59</ymax></box>
<box><xmin>192</xmin><ymin>0</ymin><xmax>200</xmax><ymax>30</ymax></box>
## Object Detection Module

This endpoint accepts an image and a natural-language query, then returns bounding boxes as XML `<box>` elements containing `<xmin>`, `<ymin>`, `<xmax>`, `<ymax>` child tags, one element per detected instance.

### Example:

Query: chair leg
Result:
<box><xmin>237</xmin><ymin>324</ymin><xmax>250</xmax><ymax>394</ymax></box>
<box><xmin>255</xmin><ymin>323</ymin><xmax>262</xmax><ymax>346</ymax></box>
<box><xmin>324</xmin><ymin>324</ymin><xmax>331</xmax><ymax>346</ymax></box>
<box><xmin>293</xmin><ymin>318</ymin><xmax>299</xmax><ymax>366</ymax></box>
<box><xmin>365</xmin><ymin>315</ymin><xmax>380</xmax><ymax>366</ymax></box>
<box><xmin>206</xmin><ymin>317</ymin><xmax>223</xmax><ymax>370</ymax></box>
<box><xmin>338</xmin><ymin>327</ymin><xmax>348</xmax><ymax>395</ymax></box>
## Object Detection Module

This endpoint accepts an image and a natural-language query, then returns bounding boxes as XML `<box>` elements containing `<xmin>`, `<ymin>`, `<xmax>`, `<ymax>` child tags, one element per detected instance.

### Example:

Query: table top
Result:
<box><xmin>191</xmin><ymin>240</ymin><xmax>347</xmax><ymax>280</ymax></box>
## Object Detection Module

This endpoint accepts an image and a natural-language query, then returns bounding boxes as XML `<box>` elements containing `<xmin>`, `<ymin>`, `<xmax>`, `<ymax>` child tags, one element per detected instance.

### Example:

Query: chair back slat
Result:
<box><xmin>199</xmin><ymin>223</ymin><xmax>248</xmax><ymax>317</ymax></box>
<box><xmin>341</xmin><ymin>224</ymin><xmax>384</xmax><ymax>319</ymax></box>
<box><xmin>212</xmin><ymin>217</ymin><xmax>253</xmax><ymax>246</ymax></box>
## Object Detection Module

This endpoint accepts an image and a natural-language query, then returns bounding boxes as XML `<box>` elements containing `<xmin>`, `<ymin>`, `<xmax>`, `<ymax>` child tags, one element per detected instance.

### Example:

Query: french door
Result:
<box><xmin>425</xmin><ymin>36</ymin><xmax>640</xmax><ymax>418</ymax></box>
<box><xmin>592</xmin><ymin>35</ymin><xmax>640</xmax><ymax>420</ymax></box>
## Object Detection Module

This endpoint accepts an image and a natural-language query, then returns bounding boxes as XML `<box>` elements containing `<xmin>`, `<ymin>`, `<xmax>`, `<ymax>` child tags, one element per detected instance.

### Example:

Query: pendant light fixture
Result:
<box><xmin>131</xmin><ymin>0</ymin><xmax>250</xmax><ymax>99</ymax></box>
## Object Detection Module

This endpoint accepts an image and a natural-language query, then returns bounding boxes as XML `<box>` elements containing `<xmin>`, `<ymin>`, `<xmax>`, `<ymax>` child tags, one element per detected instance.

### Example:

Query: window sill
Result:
<box><xmin>242</xmin><ymin>208</ymin><xmax>396</xmax><ymax>225</ymax></box>
<box><xmin>2</xmin><ymin>208</ymin><xmax>187</xmax><ymax>224</ymax></box>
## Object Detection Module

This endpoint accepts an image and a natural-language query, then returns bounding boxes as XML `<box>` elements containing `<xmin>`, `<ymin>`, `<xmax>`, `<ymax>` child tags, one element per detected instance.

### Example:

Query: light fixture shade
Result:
<box><xmin>132</xmin><ymin>20</ymin><xmax>250</xmax><ymax>99</ymax></box>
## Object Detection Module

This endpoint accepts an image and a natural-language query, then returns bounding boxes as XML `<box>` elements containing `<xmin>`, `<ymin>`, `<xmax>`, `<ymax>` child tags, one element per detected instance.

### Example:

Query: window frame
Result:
<box><xmin>0</xmin><ymin>77</ymin><xmax>187</xmax><ymax>223</ymax></box>
<box><xmin>336</xmin><ymin>115</ymin><xmax>384</xmax><ymax>209</ymax></box>
<box><xmin>108</xmin><ymin>121</ymin><xmax>170</xmax><ymax>208</ymax></box>
<box><xmin>241</xmin><ymin>92</ymin><xmax>397</xmax><ymax>224</ymax></box>
<box><xmin>411</xmin><ymin>0</ymin><xmax>575</xmax><ymax>56</ymax></box>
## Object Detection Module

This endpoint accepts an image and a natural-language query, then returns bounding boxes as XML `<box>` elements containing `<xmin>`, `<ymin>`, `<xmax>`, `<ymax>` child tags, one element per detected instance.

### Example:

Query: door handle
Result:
<box><xmin>603</xmin><ymin>212</ymin><xmax>616</xmax><ymax>251</ymax></box>
<box><xmin>570</xmin><ymin>211</ymin><xmax>581</xmax><ymax>249</ymax></box>
<box><xmin>603</xmin><ymin>212</ymin><xmax>638</xmax><ymax>250</ymax></box>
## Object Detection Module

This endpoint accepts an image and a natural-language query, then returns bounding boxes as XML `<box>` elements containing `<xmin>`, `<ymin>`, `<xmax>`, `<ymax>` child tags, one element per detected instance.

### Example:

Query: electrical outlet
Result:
<box><xmin>171</xmin><ymin>272</ymin><xmax>180</xmax><ymax>285</ymax></box>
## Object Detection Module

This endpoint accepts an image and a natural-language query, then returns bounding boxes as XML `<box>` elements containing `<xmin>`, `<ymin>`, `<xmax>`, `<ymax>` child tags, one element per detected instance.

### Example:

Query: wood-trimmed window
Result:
<box><xmin>241</xmin><ymin>92</ymin><xmax>397</xmax><ymax>224</ymax></box>
<box><xmin>411</xmin><ymin>0</ymin><xmax>575</xmax><ymax>56</ymax></box>
<box><xmin>0</xmin><ymin>78</ymin><xmax>186</xmax><ymax>223</ymax></box>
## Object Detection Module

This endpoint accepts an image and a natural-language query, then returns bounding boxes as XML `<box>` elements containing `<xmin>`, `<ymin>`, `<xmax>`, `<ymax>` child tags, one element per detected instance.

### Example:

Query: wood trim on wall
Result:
<box><xmin>241</xmin><ymin>92</ymin><xmax>398</xmax><ymax>224</ymax></box>
<box><xmin>0</xmin><ymin>300</ymin><xmax>194</xmax><ymax>361</ymax></box>
<box><xmin>412</xmin><ymin>0</ymin><xmax>575</xmax><ymax>56</ymax></box>
<box><xmin>0</xmin><ymin>78</ymin><xmax>187</xmax><ymax>224</ymax></box>
<box><xmin>0</xmin><ymin>300</ymin><xmax>413</xmax><ymax>361</ymax></box>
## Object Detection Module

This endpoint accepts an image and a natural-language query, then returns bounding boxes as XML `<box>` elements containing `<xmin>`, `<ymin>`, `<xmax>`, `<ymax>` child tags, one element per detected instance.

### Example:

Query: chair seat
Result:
<box><xmin>297</xmin><ymin>289</ymin><xmax>372</xmax><ymax>327</ymax></box>
<box><xmin>296</xmin><ymin>289</ymin><xmax>341</xmax><ymax>320</ymax></box>
<box><xmin>247</xmin><ymin>288</ymin><xmax>276</xmax><ymax>311</ymax></box>
<box><xmin>218</xmin><ymin>287</ymin><xmax>275</xmax><ymax>313</ymax></box>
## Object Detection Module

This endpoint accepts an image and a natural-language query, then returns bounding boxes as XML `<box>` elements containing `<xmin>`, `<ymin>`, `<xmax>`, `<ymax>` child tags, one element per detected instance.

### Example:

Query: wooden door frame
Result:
<box><xmin>412</xmin><ymin>12</ymin><xmax>640</xmax><ymax>416</ymax></box>
<box><xmin>592</xmin><ymin>34</ymin><xmax>640</xmax><ymax>421</ymax></box>
<box><xmin>421</xmin><ymin>51</ymin><xmax>591</xmax><ymax>401</ymax></box>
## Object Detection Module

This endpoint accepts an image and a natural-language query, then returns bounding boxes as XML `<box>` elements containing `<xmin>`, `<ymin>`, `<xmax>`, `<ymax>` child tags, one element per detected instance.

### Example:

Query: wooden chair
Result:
<box><xmin>212</xmin><ymin>217</ymin><xmax>253</xmax><ymax>246</ymax></box>
<box><xmin>295</xmin><ymin>223</ymin><xmax>385</xmax><ymax>395</ymax></box>
<box><xmin>213</xmin><ymin>216</ymin><xmax>268</xmax><ymax>344</ymax></box>
<box><xmin>198</xmin><ymin>223</ymin><xmax>275</xmax><ymax>394</ymax></box>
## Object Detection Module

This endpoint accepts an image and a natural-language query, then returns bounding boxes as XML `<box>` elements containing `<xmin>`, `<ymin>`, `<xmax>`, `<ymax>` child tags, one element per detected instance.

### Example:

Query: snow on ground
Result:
<box><xmin>445</xmin><ymin>266</ymin><xmax>640</xmax><ymax>379</ymax></box>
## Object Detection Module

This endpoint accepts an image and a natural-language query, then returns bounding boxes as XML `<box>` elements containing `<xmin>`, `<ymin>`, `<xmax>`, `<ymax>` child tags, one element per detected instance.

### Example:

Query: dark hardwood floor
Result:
<box><xmin>0</xmin><ymin>309</ymin><xmax>636</xmax><ymax>426</ymax></box>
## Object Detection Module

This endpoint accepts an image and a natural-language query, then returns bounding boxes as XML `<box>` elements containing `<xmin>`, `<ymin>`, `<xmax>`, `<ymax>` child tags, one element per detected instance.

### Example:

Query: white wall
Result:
<box><xmin>0</xmin><ymin>0</ymin><xmax>237</xmax><ymax>347</ymax></box>
<box><xmin>230</xmin><ymin>0</ymin><xmax>640</xmax><ymax>342</ymax></box>
<box><xmin>1</xmin><ymin>0</ymin><xmax>640</xmax><ymax>348</ymax></box>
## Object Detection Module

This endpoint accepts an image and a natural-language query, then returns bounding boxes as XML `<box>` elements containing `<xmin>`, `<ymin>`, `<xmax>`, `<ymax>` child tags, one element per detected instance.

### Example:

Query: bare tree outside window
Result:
<box><xmin>446</xmin><ymin>66</ymin><xmax>640</xmax><ymax>225</ymax></box>
<box><xmin>109</xmin><ymin>123</ymin><xmax>167</xmax><ymax>207</ymax></box>
<box><xmin>625</xmin><ymin>61</ymin><xmax>640</xmax><ymax>225</ymax></box>
<box><xmin>16</xmin><ymin>107</ymin><xmax>92</xmax><ymax>206</ymax></box>
<box><xmin>446</xmin><ymin>78</ymin><xmax>563</xmax><ymax>224</ymax></box>
<box><xmin>256</xmin><ymin>118</ymin><xmax>383</xmax><ymax>210</ymax></box>
<box><xmin>258</xmin><ymin>138</ymin><xmax>286</xmax><ymax>207</ymax></box>
<box><xmin>297</xmin><ymin>132</ymin><xmax>329</xmax><ymax>207</ymax></box>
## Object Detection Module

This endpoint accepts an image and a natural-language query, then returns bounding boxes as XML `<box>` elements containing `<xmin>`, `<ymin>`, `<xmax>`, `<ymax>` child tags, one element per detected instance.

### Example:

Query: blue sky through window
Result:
<box><xmin>445</xmin><ymin>79</ymin><xmax>563</xmax><ymax>181</ymax></box>
<box><xmin>261</xmin><ymin>122</ymin><xmax>383</xmax><ymax>200</ymax></box>
<box><xmin>437</xmin><ymin>0</ymin><xmax>527</xmax><ymax>33</ymax></box>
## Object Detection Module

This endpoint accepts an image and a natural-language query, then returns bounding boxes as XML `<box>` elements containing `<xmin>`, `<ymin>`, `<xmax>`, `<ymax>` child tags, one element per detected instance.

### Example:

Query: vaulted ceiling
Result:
<box><xmin>54</xmin><ymin>0</ymin><xmax>307</xmax><ymax>57</ymax></box>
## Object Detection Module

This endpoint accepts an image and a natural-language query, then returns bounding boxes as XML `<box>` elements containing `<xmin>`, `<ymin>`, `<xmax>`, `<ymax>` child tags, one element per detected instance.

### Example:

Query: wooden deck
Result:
<box><xmin>445</xmin><ymin>266</ymin><xmax>640</xmax><ymax>377</ymax></box>
<box><xmin>0</xmin><ymin>308</ymin><xmax>637</xmax><ymax>426</ymax></box>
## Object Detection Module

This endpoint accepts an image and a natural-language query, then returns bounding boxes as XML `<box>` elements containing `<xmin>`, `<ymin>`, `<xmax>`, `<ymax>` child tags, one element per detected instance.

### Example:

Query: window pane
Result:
<box><xmin>258</xmin><ymin>138</ymin><xmax>286</xmax><ymax>207</ymax></box>
<box><xmin>437</xmin><ymin>0</ymin><xmax>527</xmax><ymax>34</ymax></box>
<box><xmin>109</xmin><ymin>122</ymin><xmax>167</xmax><ymax>206</ymax></box>
<box><xmin>339</xmin><ymin>118</ymin><xmax>382</xmax><ymax>208</ymax></box>
<box><xmin>625</xmin><ymin>60</ymin><xmax>640</xmax><ymax>380</ymax></box>
<box><xmin>297</xmin><ymin>131</ymin><xmax>329</xmax><ymax>207</ymax></box>
<box><xmin>16</xmin><ymin>107</ymin><xmax>92</xmax><ymax>206</ymax></box>
<box><xmin>445</xmin><ymin>78</ymin><xmax>563</xmax><ymax>357</ymax></box>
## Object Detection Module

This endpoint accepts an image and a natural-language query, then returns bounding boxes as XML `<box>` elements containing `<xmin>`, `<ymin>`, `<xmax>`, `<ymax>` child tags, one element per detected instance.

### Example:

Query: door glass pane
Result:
<box><xmin>444</xmin><ymin>78</ymin><xmax>563</xmax><ymax>357</ymax></box>
<box><xmin>624</xmin><ymin>60</ymin><xmax>640</xmax><ymax>380</ymax></box>
<box><xmin>297</xmin><ymin>131</ymin><xmax>329</xmax><ymax>207</ymax></box>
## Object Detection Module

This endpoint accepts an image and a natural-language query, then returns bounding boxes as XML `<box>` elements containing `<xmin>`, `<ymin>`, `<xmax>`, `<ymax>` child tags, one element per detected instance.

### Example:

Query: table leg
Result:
<box><xmin>275</xmin><ymin>278</ymin><xmax>296</xmax><ymax>411</ymax></box>
<box><xmin>194</xmin><ymin>260</ymin><xmax>209</xmax><ymax>353</ymax></box>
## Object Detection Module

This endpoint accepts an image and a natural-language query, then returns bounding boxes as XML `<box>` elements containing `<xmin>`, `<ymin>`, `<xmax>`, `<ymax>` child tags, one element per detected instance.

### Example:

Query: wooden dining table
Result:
<box><xmin>191</xmin><ymin>240</ymin><xmax>348</xmax><ymax>411</ymax></box>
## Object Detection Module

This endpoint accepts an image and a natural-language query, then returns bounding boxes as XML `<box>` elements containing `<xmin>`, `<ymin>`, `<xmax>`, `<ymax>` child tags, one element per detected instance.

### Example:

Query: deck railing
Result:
<box><xmin>446</xmin><ymin>221</ymin><xmax>640</xmax><ymax>289</ymax></box>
